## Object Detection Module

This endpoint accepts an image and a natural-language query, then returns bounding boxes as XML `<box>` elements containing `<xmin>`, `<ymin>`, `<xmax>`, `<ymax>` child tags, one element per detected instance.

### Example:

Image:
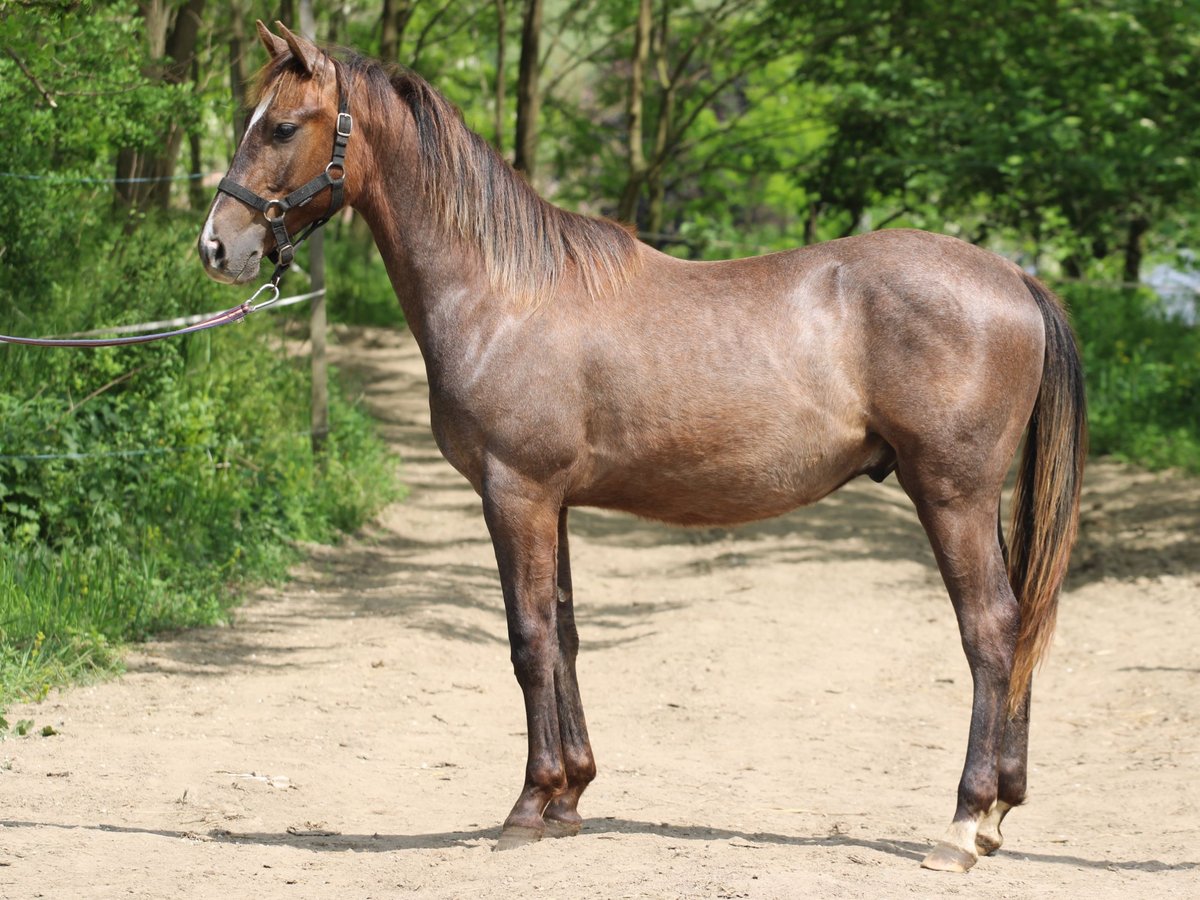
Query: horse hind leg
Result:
<box><xmin>901</xmin><ymin>473</ymin><xmax>1019</xmax><ymax>873</ymax></box>
<box><xmin>976</xmin><ymin>684</ymin><xmax>1031</xmax><ymax>856</ymax></box>
<box><xmin>542</xmin><ymin>508</ymin><xmax>597</xmax><ymax>837</ymax></box>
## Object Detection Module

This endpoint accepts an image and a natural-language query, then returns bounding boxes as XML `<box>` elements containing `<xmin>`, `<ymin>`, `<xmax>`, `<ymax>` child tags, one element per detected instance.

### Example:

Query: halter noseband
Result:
<box><xmin>216</xmin><ymin>65</ymin><xmax>352</xmax><ymax>285</ymax></box>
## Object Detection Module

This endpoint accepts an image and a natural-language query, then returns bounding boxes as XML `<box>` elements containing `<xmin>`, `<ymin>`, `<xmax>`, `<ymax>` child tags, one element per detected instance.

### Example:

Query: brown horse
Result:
<box><xmin>199</xmin><ymin>22</ymin><xmax>1086</xmax><ymax>872</ymax></box>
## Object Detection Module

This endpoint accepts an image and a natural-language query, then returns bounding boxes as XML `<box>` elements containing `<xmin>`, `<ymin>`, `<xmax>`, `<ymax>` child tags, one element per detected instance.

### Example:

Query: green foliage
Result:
<box><xmin>0</xmin><ymin>6</ymin><xmax>400</xmax><ymax>703</ymax></box>
<box><xmin>322</xmin><ymin>220</ymin><xmax>404</xmax><ymax>328</ymax></box>
<box><xmin>1066</xmin><ymin>284</ymin><xmax>1200</xmax><ymax>473</ymax></box>
<box><xmin>0</xmin><ymin>217</ymin><xmax>401</xmax><ymax>704</ymax></box>
<box><xmin>0</xmin><ymin>2</ymin><xmax>202</xmax><ymax>296</ymax></box>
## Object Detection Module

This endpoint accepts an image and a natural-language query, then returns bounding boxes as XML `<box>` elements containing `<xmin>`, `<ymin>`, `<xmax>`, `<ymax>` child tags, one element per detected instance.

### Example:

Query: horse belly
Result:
<box><xmin>572</xmin><ymin>414</ymin><xmax>885</xmax><ymax>527</ymax></box>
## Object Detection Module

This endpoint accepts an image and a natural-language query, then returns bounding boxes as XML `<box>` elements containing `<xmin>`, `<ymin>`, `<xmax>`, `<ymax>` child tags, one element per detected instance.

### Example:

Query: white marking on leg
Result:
<box><xmin>942</xmin><ymin>816</ymin><xmax>982</xmax><ymax>855</ymax></box>
<box><xmin>976</xmin><ymin>799</ymin><xmax>1012</xmax><ymax>855</ymax></box>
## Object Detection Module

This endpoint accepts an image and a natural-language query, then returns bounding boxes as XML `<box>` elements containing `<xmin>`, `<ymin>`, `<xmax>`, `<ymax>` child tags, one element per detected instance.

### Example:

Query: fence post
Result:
<box><xmin>308</xmin><ymin>226</ymin><xmax>329</xmax><ymax>454</ymax></box>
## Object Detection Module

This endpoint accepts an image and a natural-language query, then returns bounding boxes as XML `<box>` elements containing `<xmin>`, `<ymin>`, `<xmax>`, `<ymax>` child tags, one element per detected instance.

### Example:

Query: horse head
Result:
<box><xmin>198</xmin><ymin>21</ymin><xmax>350</xmax><ymax>285</ymax></box>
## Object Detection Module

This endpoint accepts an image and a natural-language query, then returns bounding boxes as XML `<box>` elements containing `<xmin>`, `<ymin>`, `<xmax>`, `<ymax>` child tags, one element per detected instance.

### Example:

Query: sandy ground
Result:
<box><xmin>2</xmin><ymin>326</ymin><xmax>1198</xmax><ymax>899</ymax></box>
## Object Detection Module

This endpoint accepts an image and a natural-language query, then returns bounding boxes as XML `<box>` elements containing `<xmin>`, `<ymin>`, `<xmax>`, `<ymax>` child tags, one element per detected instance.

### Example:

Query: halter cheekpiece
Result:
<box><xmin>216</xmin><ymin>64</ymin><xmax>352</xmax><ymax>286</ymax></box>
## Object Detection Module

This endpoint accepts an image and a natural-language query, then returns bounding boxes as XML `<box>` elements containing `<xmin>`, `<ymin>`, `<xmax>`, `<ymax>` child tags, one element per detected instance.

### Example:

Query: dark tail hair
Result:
<box><xmin>1006</xmin><ymin>273</ymin><xmax>1088</xmax><ymax>716</ymax></box>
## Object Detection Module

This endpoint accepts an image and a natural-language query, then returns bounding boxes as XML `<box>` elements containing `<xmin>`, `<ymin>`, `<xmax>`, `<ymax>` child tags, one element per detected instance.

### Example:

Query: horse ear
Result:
<box><xmin>275</xmin><ymin>20</ymin><xmax>322</xmax><ymax>77</ymax></box>
<box><xmin>255</xmin><ymin>20</ymin><xmax>288</xmax><ymax>59</ymax></box>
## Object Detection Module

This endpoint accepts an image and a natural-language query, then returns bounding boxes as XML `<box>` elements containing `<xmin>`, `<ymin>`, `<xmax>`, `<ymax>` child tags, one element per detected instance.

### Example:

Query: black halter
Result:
<box><xmin>217</xmin><ymin>68</ymin><xmax>352</xmax><ymax>285</ymax></box>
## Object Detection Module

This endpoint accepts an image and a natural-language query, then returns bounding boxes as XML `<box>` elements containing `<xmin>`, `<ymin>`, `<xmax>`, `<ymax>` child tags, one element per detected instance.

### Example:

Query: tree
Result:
<box><xmin>513</xmin><ymin>0</ymin><xmax>543</xmax><ymax>176</ymax></box>
<box><xmin>114</xmin><ymin>0</ymin><xmax>207</xmax><ymax>211</ymax></box>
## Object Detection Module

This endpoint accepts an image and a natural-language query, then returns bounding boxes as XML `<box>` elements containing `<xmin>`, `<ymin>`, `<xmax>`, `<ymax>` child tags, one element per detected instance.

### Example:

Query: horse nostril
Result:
<box><xmin>202</xmin><ymin>236</ymin><xmax>226</xmax><ymax>267</ymax></box>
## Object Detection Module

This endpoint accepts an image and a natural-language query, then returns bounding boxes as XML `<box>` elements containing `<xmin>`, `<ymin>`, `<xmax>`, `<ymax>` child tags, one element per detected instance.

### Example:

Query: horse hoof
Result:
<box><xmin>975</xmin><ymin>831</ymin><xmax>1003</xmax><ymax>856</ymax></box>
<box><xmin>544</xmin><ymin>816</ymin><xmax>582</xmax><ymax>839</ymax></box>
<box><xmin>921</xmin><ymin>842</ymin><xmax>977</xmax><ymax>873</ymax></box>
<box><xmin>494</xmin><ymin>824</ymin><xmax>544</xmax><ymax>852</ymax></box>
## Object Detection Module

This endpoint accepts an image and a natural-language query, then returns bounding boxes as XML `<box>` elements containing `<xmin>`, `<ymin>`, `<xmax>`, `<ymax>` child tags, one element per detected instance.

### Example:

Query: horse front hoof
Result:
<box><xmin>494</xmin><ymin>824</ymin><xmax>544</xmax><ymax>851</ymax></box>
<box><xmin>921</xmin><ymin>841</ymin><xmax>978</xmax><ymax>872</ymax></box>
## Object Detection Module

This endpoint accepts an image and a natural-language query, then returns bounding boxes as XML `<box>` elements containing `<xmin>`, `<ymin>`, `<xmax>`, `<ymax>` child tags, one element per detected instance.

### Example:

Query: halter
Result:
<box><xmin>216</xmin><ymin>63</ymin><xmax>352</xmax><ymax>286</ymax></box>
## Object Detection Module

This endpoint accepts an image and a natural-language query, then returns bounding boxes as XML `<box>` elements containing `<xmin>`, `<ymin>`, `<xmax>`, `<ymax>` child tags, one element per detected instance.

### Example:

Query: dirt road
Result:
<box><xmin>2</xmin><ymin>327</ymin><xmax>1197</xmax><ymax>898</ymax></box>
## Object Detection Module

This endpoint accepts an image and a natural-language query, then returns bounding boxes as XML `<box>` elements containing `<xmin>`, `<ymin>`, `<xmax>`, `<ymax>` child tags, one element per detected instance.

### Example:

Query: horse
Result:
<box><xmin>198</xmin><ymin>22</ymin><xmax>1086</xmax><ymax>873</ymax></box>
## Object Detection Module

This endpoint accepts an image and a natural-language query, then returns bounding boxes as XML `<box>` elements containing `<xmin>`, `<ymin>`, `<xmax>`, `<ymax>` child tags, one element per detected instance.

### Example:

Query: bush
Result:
<box><xmin>1065</xmin><ymin>283</ymin><xmax>1200</xmax><ymax>473</ymax></box>
<box><xmin>0</xmin><ymin>217</ymin><xmax>400</xmax><ymax>702</ymax></box>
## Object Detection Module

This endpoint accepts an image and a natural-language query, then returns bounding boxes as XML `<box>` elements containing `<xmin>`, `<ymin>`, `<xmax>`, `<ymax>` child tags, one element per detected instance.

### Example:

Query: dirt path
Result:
<box><xmin>2</xmin><ymin>327</ymin><xmax>1198</xmax><ymax>899</ymax></box>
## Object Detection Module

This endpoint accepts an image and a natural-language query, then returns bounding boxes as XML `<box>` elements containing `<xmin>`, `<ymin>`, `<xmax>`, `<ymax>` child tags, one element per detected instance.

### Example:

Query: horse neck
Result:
<box><xmin>349</xmin><ymin>104</ymin><xmax>495</xmax><ymax>357</ymax></box>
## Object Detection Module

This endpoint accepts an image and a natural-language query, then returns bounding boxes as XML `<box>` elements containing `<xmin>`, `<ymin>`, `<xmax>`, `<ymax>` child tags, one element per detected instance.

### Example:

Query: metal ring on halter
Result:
<box><xmin>263</xmin><ymin>200</ymin><xmax>287</xmax><ymax>221</ymax></box>
<box><xmin>246</xmin><ymin>281</ymin><xmax>282</xmax><ymax>312</ymax></box>
<box><xmin>325</xmin><ymin>161</ymin><xmax>345</xmax><ymax>183</ymax></box>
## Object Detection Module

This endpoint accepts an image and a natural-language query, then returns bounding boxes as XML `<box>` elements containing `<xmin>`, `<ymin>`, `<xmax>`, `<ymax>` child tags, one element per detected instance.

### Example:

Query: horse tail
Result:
<box><xmin>1006</xmin><ymin>272</ymin><xmax>1087</xmax><ymax>716</ymax></box>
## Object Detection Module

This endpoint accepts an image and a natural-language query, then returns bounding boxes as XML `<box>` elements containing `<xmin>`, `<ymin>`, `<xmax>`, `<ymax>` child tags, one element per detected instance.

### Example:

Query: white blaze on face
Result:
<box><xmin>201</xmin><ymin>83</ymin><xmax>280</xmax><ymax>252</ymax></box>
<box><xmin>245</xmin><ymin>82</ymin><xmax>279</xmax><ymax>138</ymax></box>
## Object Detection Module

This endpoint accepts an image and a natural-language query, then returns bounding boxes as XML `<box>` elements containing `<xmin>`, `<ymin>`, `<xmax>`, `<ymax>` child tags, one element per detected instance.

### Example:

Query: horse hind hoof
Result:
<box><xmin>494</xmin><ymin>824</ymin><xmax>544</xmax><ymax>852</ymax></box>
<box><xmin>975</xmin><ymin>830</ymin><xmax>1003</xmax><ymax>857</ymax></box>
<box><xmin>920</xmin><ymin>842</ymin><xmax>978</xmax><ymax>873</ymax></box>
<box><xmin>543</xmin><ymin>816</ymin><xmax>582</xmax><ymax>839</ymax></box>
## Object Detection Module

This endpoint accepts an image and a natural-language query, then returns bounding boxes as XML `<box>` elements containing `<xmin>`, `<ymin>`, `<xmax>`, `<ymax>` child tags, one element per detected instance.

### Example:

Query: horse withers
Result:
<box><xmin>198</xmin><ymin>22</ymin><xmax>1086</xmax><ymax>872</ymax></box>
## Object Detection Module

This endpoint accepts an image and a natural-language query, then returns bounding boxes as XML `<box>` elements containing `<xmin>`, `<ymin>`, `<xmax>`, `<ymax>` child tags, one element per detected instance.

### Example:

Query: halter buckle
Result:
<box><xmin>336</xmin><ymin>112</ymin><xmax>353</xmax><ymax>138</ymax></box>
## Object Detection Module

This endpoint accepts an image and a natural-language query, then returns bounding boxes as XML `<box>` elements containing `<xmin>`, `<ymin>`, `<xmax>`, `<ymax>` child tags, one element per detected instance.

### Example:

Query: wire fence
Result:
<box><xmin>0</xmin><ymin>170</ymin><xmax>221</xmax><ymax>184</ymax></box>
<box><xmin>0</xmin><ymin>434</ymin><xmax>311</xmax><ymax>462</ymax></box>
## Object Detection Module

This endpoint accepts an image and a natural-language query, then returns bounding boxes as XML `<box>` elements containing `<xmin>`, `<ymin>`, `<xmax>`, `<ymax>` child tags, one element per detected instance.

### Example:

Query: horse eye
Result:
<box><xmin>274</xmin><ymin>123</ymin><xmax>298</xmax><ymax>141</ymax></box>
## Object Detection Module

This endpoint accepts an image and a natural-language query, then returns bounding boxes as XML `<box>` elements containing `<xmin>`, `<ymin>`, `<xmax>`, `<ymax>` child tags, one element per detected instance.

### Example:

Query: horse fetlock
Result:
<box><xmin>527</xmin><ymin>763</ymin><xmax>569</xmax><ymax>797</ymax></box>
<box><xmin>975</xmin><ymin>800</ymin><xmax>1012</xmax><ymax>856</ymax></box>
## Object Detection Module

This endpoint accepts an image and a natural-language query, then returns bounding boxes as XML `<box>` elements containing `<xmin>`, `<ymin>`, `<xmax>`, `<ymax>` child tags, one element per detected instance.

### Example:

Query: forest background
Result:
<box><xmin>1</xmin><ymin>0</ymin><xmax>1197</xmax><ymax>705</ymax></box>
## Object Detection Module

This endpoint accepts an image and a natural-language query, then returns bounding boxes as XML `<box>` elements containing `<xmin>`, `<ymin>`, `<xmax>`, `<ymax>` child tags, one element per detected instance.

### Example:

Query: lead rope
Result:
<box><xmin>0</xmin><ymin>283</ymin><xmax>284</xmax><ymax>348</ymax></box>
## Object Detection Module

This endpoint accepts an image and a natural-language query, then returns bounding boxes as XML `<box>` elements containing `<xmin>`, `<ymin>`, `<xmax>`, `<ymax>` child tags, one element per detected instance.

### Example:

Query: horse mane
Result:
<box><xmin>254</xmin><ymin>51</ymin><xmax>640</xmax><ymax>305</ymax></box>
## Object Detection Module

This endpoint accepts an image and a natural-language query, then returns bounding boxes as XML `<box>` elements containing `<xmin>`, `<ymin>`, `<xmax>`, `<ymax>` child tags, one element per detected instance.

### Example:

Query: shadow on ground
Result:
<box><xmin>3</xmin><ymin>818</ymin><xmax>1195</xmax><ymax>873</ymax></box>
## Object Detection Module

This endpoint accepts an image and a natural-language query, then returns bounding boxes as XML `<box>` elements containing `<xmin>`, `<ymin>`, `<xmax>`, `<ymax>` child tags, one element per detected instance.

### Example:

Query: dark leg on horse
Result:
<box><xmin>976</xmin><ymin>683</ymin><xmax>1031</xmax><ymax>855</ymax></box>
<box><xmin>543</xmin><ymin>507</ymin><xmax>598</xmax><ymax>838</ymax></box>
<box><xmin>908</xmin><ymin>489</ymin><xmax>1019</xmax><ymax>873</ymax></box>
<box><xmin>483</xmin><ymin>477</ymin><xmax>567</xmax><ymax>851</ymax></box>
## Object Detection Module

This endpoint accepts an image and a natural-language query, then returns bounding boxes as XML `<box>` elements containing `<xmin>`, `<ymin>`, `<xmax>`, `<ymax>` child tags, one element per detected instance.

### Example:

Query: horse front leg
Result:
<box><xmin>483</xmin><ymin>476</ymin><xmax>568</xmax><ymax>851</ymax></box>
<box><xmin>543</xmin><ymin>507</ymin><xmax>597</xmax><ymax>837</ymax></box>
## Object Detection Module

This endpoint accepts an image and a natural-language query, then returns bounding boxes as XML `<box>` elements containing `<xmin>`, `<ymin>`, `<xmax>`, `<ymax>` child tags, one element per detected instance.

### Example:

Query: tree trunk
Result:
<box><xmin>229</xmin><ymin>5</ymin><xmax>247</xmax><ymax>148</ymax></box>
<box><xmin>616</xmin><ymin>0</ymin><xmax>652</xmax><ymax>224</ymax></box>
<box><xmin>187</xmin><ymin>58</ymin><xmax>206</xmax><ymax>210</ymax></box>
<box><xmin>493</xmin><ymin>0</ymin><xmax>506</xmax><ymax>154</ymax></box>
<box><xmin>380</xmin><ymin>0</ymin><xmax>415</xmax><ymax>62</ymax></box>
<box><xmin>148</xmin><ymin>0</ymin><xmax>205</xmax><ymax>208</ymax></box>
<box><xmin>804</xmin><ymin>201</ymin><xmax>822</xmax><ymax>245</ymax></box>
<box><xmin>644</xmin><ymin>4</ymin><xmax>674</xmax><ymax>239</ymax></box>
<box><xmin>298</xmin><ymin>0</ymin><xmax>315</xmax><ymax>38</ymax></box>
<box><xmin>279</xmin><ymin>0</ymin><xmax>295</xmax><ymax>28</ymax></box>
<box><xmin>115</xmin><ymin>0</ymin><xmax>206</xmax><ymax>211</ymax></box>
<box><xmin>1123</xmin><ymin>215</ymin><xmax>1149</xmax><ymax>285</ymax></box>
<box><xmin>513</xmin><ymin>0</ymin><xmax>543</xmax><ymax>177</ymax></box>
